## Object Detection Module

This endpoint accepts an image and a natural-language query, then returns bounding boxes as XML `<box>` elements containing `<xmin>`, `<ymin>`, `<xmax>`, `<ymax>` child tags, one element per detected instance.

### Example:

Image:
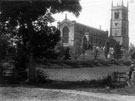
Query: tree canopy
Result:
<box><xmin>0</xmin><ymin>0</ymin><xmax>82</xmax><ymax>59</ymax></box>
<box><xmin>0</xmin><ymin>0</ymin><xmax>82</xmax><ymax>82</ymax></box>
<box><xmin>0</xmin><ymin>0</ymin><xmax>82</xmax><ymax>21</ymax></box>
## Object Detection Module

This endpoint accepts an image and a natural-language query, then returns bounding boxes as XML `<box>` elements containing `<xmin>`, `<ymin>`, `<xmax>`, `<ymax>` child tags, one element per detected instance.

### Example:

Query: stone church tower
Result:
<box><xmin>110</xmin><ymin>0</ymin><xmax>129</xmax><ymax>49</ymax></box>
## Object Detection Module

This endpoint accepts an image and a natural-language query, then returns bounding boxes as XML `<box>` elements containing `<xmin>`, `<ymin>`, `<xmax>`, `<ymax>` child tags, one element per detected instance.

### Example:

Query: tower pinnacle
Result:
<box><xmin>127</xmin><ymin>1</ymin><xmax>129</xmax><ymax>9</ymax></box>
<box><xmin>122</xmin><ymin>0</ymin><xmax>123</xmax><ymax>6</ymax></box>
<box><xmin>111</xmin><ymin>0</ymin><xmax>113</xmax><ymax>8</ymax></box>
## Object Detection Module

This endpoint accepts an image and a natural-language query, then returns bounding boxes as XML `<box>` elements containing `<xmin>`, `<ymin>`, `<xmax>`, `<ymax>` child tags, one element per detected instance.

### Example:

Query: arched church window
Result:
<box><xmin>114</xmin><ymin>12</ymin><xmax>119</xmax><ymax>19</ymax></box>
<box><xmin>62</xmin><ymin>26</ymin><xmax>69</xmax><ymax>43</ymax></box>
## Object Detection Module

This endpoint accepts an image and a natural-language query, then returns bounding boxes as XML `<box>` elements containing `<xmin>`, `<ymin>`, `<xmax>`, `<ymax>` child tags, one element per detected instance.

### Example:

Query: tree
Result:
<box><xmin>129</xmin><ymin>43</ymin><xmax>135</xmax><ymax>60</ymax></box>
<box><xmin>81</xmin><ymin>36</ymin><xmax>87</xmax><ymax>60</ymax></box>
<box><xmin>92</xmin><ymin>46</ymin><xmax>100</xmax><ymax>60</ymax></box>
<box><xmin>114</xmin><ymin>42</ymin><xmax>122</xmax><ymax>59</ymax></box>
<box><xmin>0</xmin><ymin>30</ymin><xmax>15</xmax><ymax>61</ymax></box>
<box><xmin>122</xmin><ymin>49</ymin><xmax>130</xmax><ymax>60</ymax></box>
<box><xmin>104</xmin><ymin>39</ymin><xmax>110</xmax><ymax>59</ymax></box>
<box><xmin>70</xmin><ymin>40</ymin><xmax>81</xmax><ymax>60</ymax></box>
<box><xmin>64</xmin><ymin>47</ymin><xmax>71</xmax><ymax>60</ymax></box>
<box><xmin>104</xmin><ymin>37</ymin><xmax>117</xmax><ymax>59</ymax></box>
<box><xmin>0</xmin><ymin>33</ymin><xmax>10</xmax><ymax>80</ymax></box>
<box><xmin>0</xmin><ymin>0</ymin><xmax>82</xmax><ymax>83</ymax></box>
<box><xmin>0</xmin><ymin>26</ymin><xmax>16</xmax><ymax>81</ymax></box>
<box><xmin>131</xmin><ymin>51</ymin><xmax>135</xmax><ymax>60</ymax></box>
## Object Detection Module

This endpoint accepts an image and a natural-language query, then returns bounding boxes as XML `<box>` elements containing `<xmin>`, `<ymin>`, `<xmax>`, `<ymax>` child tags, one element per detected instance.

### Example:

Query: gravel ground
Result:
<box><xmin>0</xmin><ymin>86</ymin><xmax>135</xmax><ymax>101</ymax></box>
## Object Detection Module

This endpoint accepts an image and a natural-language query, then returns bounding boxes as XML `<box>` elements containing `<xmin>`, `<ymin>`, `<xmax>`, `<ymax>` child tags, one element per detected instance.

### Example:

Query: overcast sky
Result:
<box><xmin>52</xmin><ymin>0</ymin><xmax>135</xmax><ymax>45</ymax></box>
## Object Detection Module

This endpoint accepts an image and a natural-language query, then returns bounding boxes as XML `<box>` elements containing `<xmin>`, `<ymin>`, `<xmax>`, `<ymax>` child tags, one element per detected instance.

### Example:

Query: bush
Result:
<box><xmin>81</xmin><ymin>62</ymin><xmax>93</xmax><ymax>67</ymax></box>
<box><xmin>121</xmin><ymin>60</ymin><xmax>131</xmax><ymax>66</ymax></box>
<box><xmin>15</xmin><ymin>55</ymin><xmax>28</xmax><ymax>82</ymax></box>
<box><xmin>36</xmin><ymin>69</ymin><xmax>51</xmax><ymax>83</ymax></box>
<box><xmin>70</xmin><ymin>45</ymin><xmax>81</xmax><ymax>60</ymax></box>
<box><xmin>64</xmin><ymin>47</ymin><xmax>71</xmax><ymax>60</ymax></box>
<box><xmin>110</xmin><ymin>59</ymin><xmax>120</xmax><ymax>65</ymax></box>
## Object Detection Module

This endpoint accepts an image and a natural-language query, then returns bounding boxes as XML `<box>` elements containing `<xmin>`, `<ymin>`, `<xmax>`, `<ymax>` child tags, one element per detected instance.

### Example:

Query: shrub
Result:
<box><xmin>64</xmin><ymin>47</ymin><xmax>71</xmax><ymax>60</ymax></box>
<box><xmin>36</xmin><ymin>69</ymin><xmax>51</xmax><ymax>83</ymax></box>
<box><xmin>121</xmin><ymin>60</ymin><xmax>131</xmax><ymax>66</ymax></box>
<box><xmin>15</xmin><ymin>55</ymin><xmax>28</xmax><ymax>82</ymax></box>
<box><xmin>110</xmin><ymin>59</ymin><xmax>120</xmax><ymax>65</ymax></box>
<box><xmin>70</xmin><ymin>44</ymin><xmax>81</xmax><ymax>60</ymax></box>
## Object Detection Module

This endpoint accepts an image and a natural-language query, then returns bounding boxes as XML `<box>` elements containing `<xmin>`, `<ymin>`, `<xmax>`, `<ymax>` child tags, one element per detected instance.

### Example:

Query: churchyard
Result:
<box><xmin>1</xmin><ymin>47</ymin><xmax>135</xmax><ymax>101</ymax></box>
<box><xmin>0</xmin><ymin>1</ymin><xmax>135</xmax><ymax>100</ymax></box>
<box><xmin>1</xmin><ymin>58</ymin><xmax>135</xmax><ymax>101</ymax></box>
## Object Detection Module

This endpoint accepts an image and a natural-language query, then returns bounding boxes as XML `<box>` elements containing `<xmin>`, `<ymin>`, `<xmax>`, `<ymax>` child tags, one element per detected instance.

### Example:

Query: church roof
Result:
<box><xmin>59</xmin><ymin>18</ymin><xmax>73</xmax><ymax>25</ymax></box>
<box><xmin>75</xmin><ymin>22</ymin><xmax>107</xmax><ymax>33</ymax></box>
<box><xmin>59</xmin><ymin>17</ymin><xmax>108</xmax><ymax>37</ymax></box>
<box><xmin>60</xmin><ymin>16</ymin><xmax>107</xmax><ymax>33</ymax></box>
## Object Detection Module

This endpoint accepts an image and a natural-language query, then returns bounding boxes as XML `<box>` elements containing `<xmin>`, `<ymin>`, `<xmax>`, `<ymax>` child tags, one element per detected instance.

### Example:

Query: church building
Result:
<box><xmin>110</xmin><ymin>0</ymin><xmax>129</xmax><ymax>49</ymax></box>
<box><xmin>57</xmin><ymin>15</ymin><xmax>108</xmax><ymax>49</ymax></box>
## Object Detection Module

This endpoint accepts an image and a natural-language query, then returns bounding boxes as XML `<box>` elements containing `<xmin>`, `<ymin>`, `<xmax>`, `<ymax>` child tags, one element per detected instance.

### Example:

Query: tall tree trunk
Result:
<box><xmin>0</xmin><ymin>61</ymin><xmax>2</xmax><ymax>83</ymax></box>
<box><xmin>27</xmin><ymin>21</ymin><xmax>36</xmax><ymax>83</ymax></box>
<box><xmin>28</xmin><ymin>49</ymin><xmax>36</xmax><ymax>83</ymax></box>
<box><xmin>83</xmin><ymin>53</ymin><xmax>85</xmax><ymax>60</ymax></box>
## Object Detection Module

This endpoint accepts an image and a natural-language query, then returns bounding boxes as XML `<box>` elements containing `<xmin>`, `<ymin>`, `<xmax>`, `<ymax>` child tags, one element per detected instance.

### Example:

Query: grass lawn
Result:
<box><xmin>35</xmin><ymin>64</ymin><xmax>135</xmax><ymax>96</ymax></box>
<box><xmin>37</xmin><ymin>65</ymin><xmax>129</xmax><ymax>81</ymax></box>
<box><xmin>0</xmin><ymin>63</ymin><xmax>135</xmax><ymax>101</ymax></box>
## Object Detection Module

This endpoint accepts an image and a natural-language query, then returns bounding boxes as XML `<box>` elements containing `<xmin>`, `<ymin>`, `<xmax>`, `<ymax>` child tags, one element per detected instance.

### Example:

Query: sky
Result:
<box><xmin>52</xmin><ymin>0</ymin><xmax>135</xmax><ymax>46</ymax></box>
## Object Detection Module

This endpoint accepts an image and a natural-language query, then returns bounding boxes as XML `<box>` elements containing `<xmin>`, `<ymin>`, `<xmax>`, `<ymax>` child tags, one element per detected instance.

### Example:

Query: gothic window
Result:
<box><xmin>114</xmin><ymin>12</ymin><xmax>119</xmax><ymax>19</ymax></box>
<box><xmin>62</xmin><ymin>26</ymin><xmax>69</xmax><ymax>43</ymax></box>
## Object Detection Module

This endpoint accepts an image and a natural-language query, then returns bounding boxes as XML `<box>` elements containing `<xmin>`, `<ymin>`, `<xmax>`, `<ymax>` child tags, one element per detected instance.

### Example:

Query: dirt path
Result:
<box><xmin>0</xmin><ymin>86</ymin><xmax>135</xmax><ymax>101</ymax></box>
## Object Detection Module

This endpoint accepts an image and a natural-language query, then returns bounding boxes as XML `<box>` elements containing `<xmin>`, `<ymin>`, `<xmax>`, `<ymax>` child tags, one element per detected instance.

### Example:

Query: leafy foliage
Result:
<box><xmin>129</xmin><ymin>44</ymin><xmax>135</xmax><ymax>60</ymax></box>
<box><xmin>64</xmin><ymin>47</ymin><xmax>71</xmax><ymax>60</ymax></box>
<box><xmin>0</xmin><ymin>1</ymin><xmax>82</xmax><ymax>60</ymax></box>
<box><xmin>114</xmin><ymin>42</ymin><xmax>122</xmax><ymax>59</ymax></box>
<box><xmin>0</xmin><ymin>1</ymin><xmax>81</xmax><ymax>21</ymax></box>
<box><xmin>0</xmin><ymin>32</ymin><xmax>15</xmax><ymax>61</ymax></box>
<box><xmin>92</xmin><ymin>46</ymin><xmax>100</xmax><ymax>60</ymax></box>
<box><xmin>0</xmin><ymin>0</ymin><xmax>82</xmax><ymax>82</ymax></box>
<box><xmin>0</xmin><ymin>36</ymin><xmax>9</xmax><ymax>60</ymax></box>
<box><xmin>104</xmin><ymin>37</ymin><xmax>117</xmax><ymax>59</ymax></box>
<box><xmin>81</xmin><ymin>36</ymin><xmax>87</xmax><ymax>55</ymax></box>
<box><xmin>131</xmin><ymin>51</ymin><xmax>135</xmax><ymax>59</ymax></box>
<box><xmin>104</xmin><ymin>39</ymin><xmax>110</xmax><ymax>59</ymax></box>
<box><xmin>70</xmin><ymin>40</ymin><xmax>81</xmax><ymax>60</ymax></box>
